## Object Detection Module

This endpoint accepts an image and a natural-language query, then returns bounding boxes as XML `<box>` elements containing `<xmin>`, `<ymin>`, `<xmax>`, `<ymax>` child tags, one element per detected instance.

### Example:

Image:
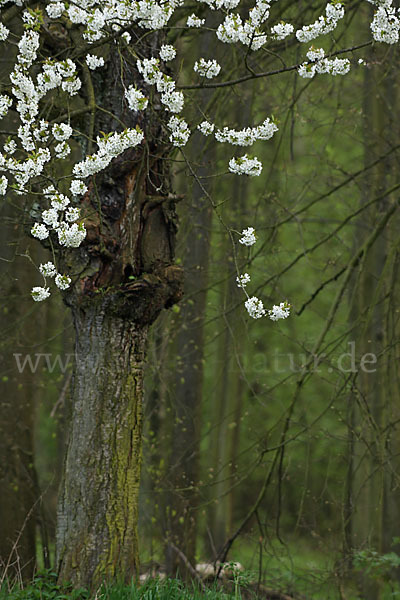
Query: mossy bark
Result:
<box><xmin>56</xmin><ymin>306</ymin><xmax>147</xmax><ymax>587</ymax></box>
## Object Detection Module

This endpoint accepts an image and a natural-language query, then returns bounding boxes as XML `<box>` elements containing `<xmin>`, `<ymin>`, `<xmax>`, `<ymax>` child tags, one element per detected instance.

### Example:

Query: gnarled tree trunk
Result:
<box><xmin>55</xmin><ymin>40</ymin><xmax>183</xmax><ymax>589</ymax></box>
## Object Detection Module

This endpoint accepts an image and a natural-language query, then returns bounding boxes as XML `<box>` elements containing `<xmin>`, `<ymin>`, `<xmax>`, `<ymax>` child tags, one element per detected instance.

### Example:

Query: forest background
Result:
<box><xmin>1</xmin><ymin>1</ymin><xmax>400</xmax><ymax>599</ymax></box>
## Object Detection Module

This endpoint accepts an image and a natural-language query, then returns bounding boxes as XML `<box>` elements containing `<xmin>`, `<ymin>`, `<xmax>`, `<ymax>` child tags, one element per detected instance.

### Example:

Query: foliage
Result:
<box><xmin>0</xmin><ymin>570</ymin><xmax>89</xmax><ymax>600</ymax></box>
<box><xmin>0</xmin><ymin>572</ymin><xmax>256</xmax><ymax>600</ymax></box>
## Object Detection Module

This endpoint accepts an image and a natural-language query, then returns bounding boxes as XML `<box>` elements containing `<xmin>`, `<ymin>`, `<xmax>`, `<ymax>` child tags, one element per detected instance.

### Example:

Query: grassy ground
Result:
<box><xmin>0</xmin><ymin>572</ymin><xmax>255</xmax><ymax>600</ymax></box>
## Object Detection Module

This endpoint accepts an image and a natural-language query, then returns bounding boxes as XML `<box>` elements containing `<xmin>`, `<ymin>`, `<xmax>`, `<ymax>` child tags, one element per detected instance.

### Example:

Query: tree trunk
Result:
<box><xmin>0</xmin><ymin>224</ymin><xmax>40</xmax><ymax>582</ymax></box>
<box><xmin>57</xmin><ymin>305</ymin><xmax>147</xmax><ymax>587</ymax></box>
<box><xmin>165</xmin><ymin>143</ymin><xmax>213</xmax><ymax>578</ymax></box>
<box><xmin>54</xmin><ymin>42</ymin><xmax>183</xmax><ymax>588</ymax></box>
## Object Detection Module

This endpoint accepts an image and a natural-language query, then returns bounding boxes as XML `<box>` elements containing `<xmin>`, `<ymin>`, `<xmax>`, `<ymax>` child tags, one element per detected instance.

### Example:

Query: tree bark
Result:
<box><xmin>57</xmin><ymin>305</ymin><xmax>147</xmax><ymax>587</ymax></box>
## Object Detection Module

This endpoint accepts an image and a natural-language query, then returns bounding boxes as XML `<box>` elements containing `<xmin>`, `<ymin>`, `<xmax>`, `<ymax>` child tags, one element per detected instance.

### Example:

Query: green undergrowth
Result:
<box><xmin>0</xmin><ymin>570</ymin><xmax>255</xmax><ymax>600</ymax></box>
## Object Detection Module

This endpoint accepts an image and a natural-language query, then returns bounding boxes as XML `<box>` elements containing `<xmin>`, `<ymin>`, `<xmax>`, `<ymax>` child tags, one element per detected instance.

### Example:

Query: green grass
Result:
<box><xmin>0</xmin><ymin>571</ymin><xmax>251</xmax><ymax>600</ymax></box>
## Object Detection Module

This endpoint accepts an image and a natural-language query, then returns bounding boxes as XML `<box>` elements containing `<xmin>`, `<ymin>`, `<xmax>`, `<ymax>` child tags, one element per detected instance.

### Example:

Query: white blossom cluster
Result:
<box><xmin>3</xmin><ymin>49</ymin><xmax>82</xmax><ymax>194</ymax></box>
<box><xmin>198</xmin><ymin>121</ymin><xmax>215</xmax><ymax>136</ymax></box>
<box><xmin>298</xmin><ymin>47</ymin><xmax>350</xmax><ymax>78</ymax></box>
<box><xmin>187</xmin><ymin>14</ymin><xmax>205</xmax><ymax>27</ymax></box>
<box><xmin>271</xmin><ymin>22</ymin><xmax>294</xmax><ymax>40</ymax></box>
<box><xmin>216</xmin><ymin>13</ymin><xmax>267</xmax><ymax>51</ymax></box>
<box><xmin>215</xmin><ymin>118</ymin><xmax>278</xmax><ymax>146</ymax></box>
<box><xmin>296</xmin><ymin>2</ymin><xmax>345</xmax><ymax>43</ymax></box>
<box><xmin>0</xmin><ymin>23</ymin><xmax>9</xmax><ymax>41</ymax></box>
<box><xmin>370</xmin><ymin>2</ymin><xmax>400</xmax><ymax>44</ymax></box>
<box><xmin>31</xmin><ymin>188</ymin><xmax>86</xmax><ymax>249</ymax></box>
<box><xmin>69</xmin><ymin>180</ymin><xmax>87</xmax><ymax>196</ymax></box>
<box><xmin>268</xmin><ymin>302</ymin><xmax>291</xmax><ymax>321</ymax></box>
<box><xmin>229</xmin><ymin>155</ymin><xmax>263</xmax><ymax>176</ymax></box>
<box><xmin>245</xmin><ymin>296</ymin><xmax>266</xmax><ymax>319</ymax></box>
<box><xmin>239</xmin><ymin>227</ymin><xmax>257</xmax><ymax>246</ymax></box>
<box><xmin>159</xmin><ymin>45</ymin><xmax>176</xmax><ymax>61</ymax></box>
<box><xmin>86</xmin><ymin>54</ymin><xmax>105</xmax><ymax>70</ymax></box>
<box><xmin>168</xmin><ymin>116</ymin><xmax>191</xmax><ymax>147</ymax></box>
<box><xmin>137</xmin><ymin>58</ymin><xmax>185</xmax><ymax>114</ymax></box>
<box><xmin>42</xmin><ymin>0</ymin><xmax>186</xmax><ymax>42</ymax></box>
<box><xmin>125</xmin><ymin>86</ymin><xmax>149</xmax><ymax>111</ymax></box>
<box><xmin>194</xmin><ymin>58</ymin><xmax>221</xmax><ymax>79</ymax></box>
<box><xmin>73</xmin><ymin>129</ymin><xmax>144</xmax><ymax>178</ymax></box>
<box><xmin>214</xmin><ymin>0</ymin><xmax>279</xmax><ymax>50</ymax></box>
<box><xmin>0</xmin><ymin>95</ymin><xmax>12</xmax><ymax>119</ymax></box>
<box><xmin>32</xmin><ymin>261</ymin><xmax>72</xmax><ymax>301</ymax></box>
<box><xmin>236</xmin><ymin>272</ymin><xmax>251</xmax><ymax>288</ymax></box>
<box><xmin>0</xmin><ymin>175</ymin><xmax>7</xmax><ymax>195</ymax></box>
<box><xmin>31</xmin><ymin>287</ymin><xmax>51</xmax><ymax>302</ymax></box>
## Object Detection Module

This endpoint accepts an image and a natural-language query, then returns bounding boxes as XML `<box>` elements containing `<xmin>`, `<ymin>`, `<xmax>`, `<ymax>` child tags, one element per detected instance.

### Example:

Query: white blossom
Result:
<box><xmin>70</xmin><ymin>180</ymin><xmax>88</xmax><ymax>196</ymax></box>
<box><xmin>3</xmin><ymin>139</ymin><xmax>16</xmax><ymax>155</ymax></box>
<box><xmin>245</xmin><ymin>296</ymin><xmax>266</xmax><ymax>319</ymax></box>
<box><xmin>62</xmin><ymin>78</ymin><xmax>81</xmax><ymax>96</ymax></box>
<box><xmin>33</xmin><ymin>120</ymin><xmax>49</xmax><ymax>142</ymax></box>
<box><xmin>18</xmin><ymin>31</ymin><xmax>40</xmax><ymax>68</ymax></box>
<box><xmin>229</xmin><ymin>155</ymin><xmax>262</xmax><ymax>176</ymax></box>
<box><xmin>271</xmin><ymin>22</ymin><xmax>294</xmax><ymax>40</ymax></box>
<box><xmin>236</xmin><ymin>273</ymin><xmax>250</xmax><ymax>288</ymax></box>
<box><xmin>298</xmin><ymin>63</ymin><xmax>316</xmax><ymax>78</ymax></box>
<box><xmin>298</xmin><ymin>49</ymin><xmax>350</xmax><ymax>78</ymax></box>
<box><xmin>215</xmin><ymin>118</ymin><xmax>277</xmax><ymax>146</ymax></box>
<box><xmin>370</xmin><ymin>5</ymin><xmax>400</xmax><ymax>43</ymax></box>
<box><xmin>51</xmin><ymin>194</ymin><xmax>70</xmax><ymax>210</ymax></box>
<box><xmin>187</xmin><ymin>14</ymin><xmax>205</xmax><ymax>27</ymax></box>
<box><xmin>217</xmin><ymin>14</ymin><xmax>244</xmax><ymax>44</ymax></box>
<box><xmin>31</xmin><ymin>286</ymin><xmax>51</xmax><ymax>301</ymax></box>
<box><xmin>268</xmin><ymin>301</ymin><xmax>291</xmax><ymax>321</ymax></box>
<box><xmin>296</xmin><ymin>2</ymin><xmax>345</xmax><ymax>43</ymax></box>
<box><xmin>57</xmin><ymin>222</ymin><xmax>86</xmax><ymax>247</ymax></box>
<box><xmin>42</xmin><ymin>208</ymin><xmax>59</xmax><ymax>228</ymax></box>
<box><xmin>46</xmin><ymin>2</ymin><xmax>66</xmax><ymax>19</ymax></box>
<box><xmin>216</xmin><ymin>0</ymin><xmax>240</xmax><ymax>8</ymax></box>
<box><xmin>238</xmin><ymin>226</ymin><xmax>257</xmax><ymax>246</ymax></box>
<box><xmin>0</xmin><ymin>175</ymin><xmax>7</xmax><ymax>195</ymax></box>
<box><xmin>0</xmin><ymin>23</ymin><xmax>9</xmax><ymax>41</ymax></box>
<box><xmin>52</xmin><ymin>123</ymin><xmax>73</xmax><ymax>141</ymax></box>
<box><xmin>137</xmin><ymin>57</ymin><xmax>161</xmax><ymax>84</ymax></box>
<box><xmin>248</xmin><ymin>0</ymin><xmax>270</xmax><ymax>27</ymax></box>
<box><xmin>86</xmin><ymin>54</ymin><xmax>105</xmax><ymax>70</ymax></box>
<box><xmin>168</xmin><ymin>116</ymin><xmax>191</xmax><ymax>147</ymax></box>
<box><xmin>159</xmin><ymin>45</ymin><xmax>176</xmax><ymax>61</ymax></box>
<box><xmin>73</xmin><ymin>128</ymin><xmax>144</xmax><ymax>178</ymax></box>
<box><xmin>0</xmin><ymin>95</ymin><xmax>12</xmax><ymax>119</ymax></box>
<box><xmin>65</xmin><ymin>207</ymin><xmax>80</xmax><ymax>222</ymax></box>
<box><xmin>194</xmin><ymin>58</ymin><xmax>221</xmax><ymax>79</ymax></box>
<box><xmin>31</xmin><ymin>223</ymin><xmax>49</xmax><ymax>240</ymax></box>
<box><xmin>54</xmin><ymin>141</ymin><xmax>71</xmax><ymax>159</ymax></box>
<box><xmin>217</xmin><ymin>13</ymin><xmax>267</xmax><ymax>50</ymax></box>
<box><xmin>198</xmin><ymin>121</ymin><xmax>215</xmax><ymax>136</ymax></box>
<box><xmin>161</xmin><ymin>90</ymin><xmax>184</xmax><ymax>113</ymax></box>
<box><xmin>55</xmin><ymin>273</ymin><xmax>71</xmax><ymax>290</ymax></box>
<box><xmin>39</xmin><ymin>262</ymin><xmax>57</xmax><ymax>278</ymax></box>
<box><xmin>121</xmin><ymin>32</ymin><xmax>131</xmax><ymax>44</ymax></box>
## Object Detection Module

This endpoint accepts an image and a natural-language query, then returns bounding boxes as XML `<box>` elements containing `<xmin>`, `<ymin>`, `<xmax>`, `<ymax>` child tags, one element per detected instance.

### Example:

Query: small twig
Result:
<box><xmin>50</xmin><ymin>371</ymin><xmax>72</xmax><ymax>418</ymax></box>
<box><xmin>169</xmin><ymin>542</ymin><xmax>206</xmax><ymax>591</ymax></box>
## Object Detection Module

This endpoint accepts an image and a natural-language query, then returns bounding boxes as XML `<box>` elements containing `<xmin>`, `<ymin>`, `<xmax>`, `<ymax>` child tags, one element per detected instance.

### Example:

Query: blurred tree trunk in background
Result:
<box><xmin>165</xmin><ymin>137</ymin><xmax>213</xmax><ymax>578</ymax></box>
<box><xmin>208</xmin><ymin>169</ymin><xmax>249</xmax><ymax>559</ymax></box>
<box><xmin>350</xmin><ymin>44</ymin><xmax>400</xmax><ymax>599</ymax></box>
<box><xmin>0</xmin><ymin>219</ymin><xmax>40</xmax><ymax>581</ymax></box>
